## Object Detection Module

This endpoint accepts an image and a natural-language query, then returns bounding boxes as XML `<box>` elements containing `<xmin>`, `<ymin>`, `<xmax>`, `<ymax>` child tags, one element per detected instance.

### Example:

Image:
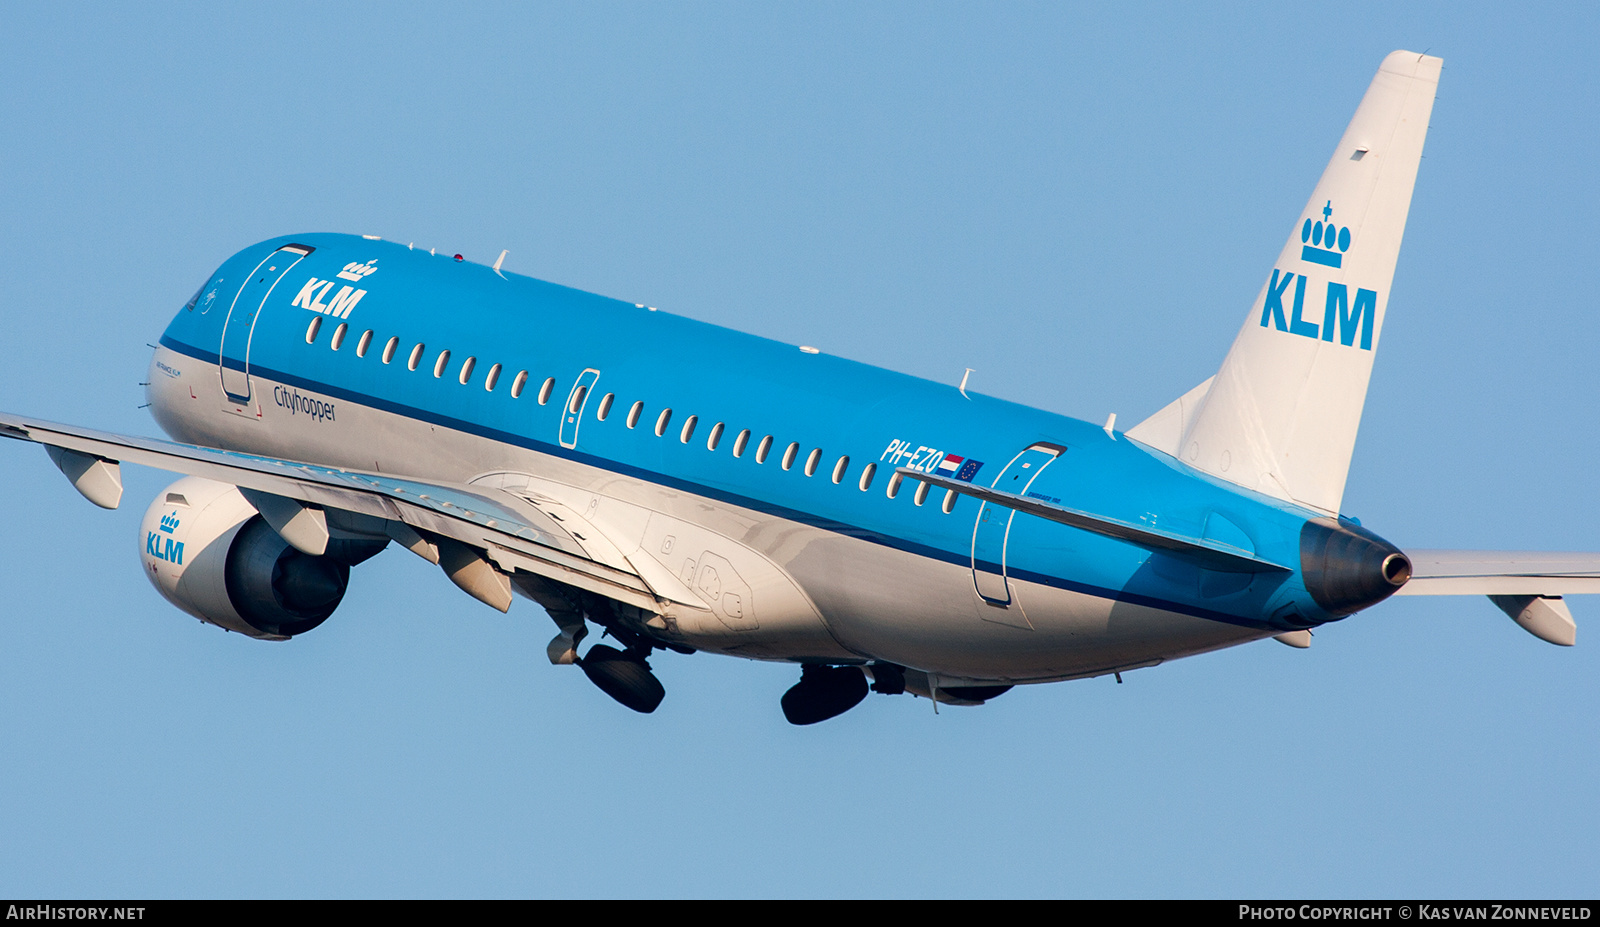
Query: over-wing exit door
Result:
<box><xmin>559</xmin><ymin>369</ymin><xmax>601</xmax><ymax>449</ymax></box>
<box><xmin>971</xmin><ymin>442</ymin><xmax>1066</xmax><ymax>619</ymax></box>
<box><xmin>219</xmin><ymin>244</ymin><xmax>313</xmax><ymax>403</ymax></box>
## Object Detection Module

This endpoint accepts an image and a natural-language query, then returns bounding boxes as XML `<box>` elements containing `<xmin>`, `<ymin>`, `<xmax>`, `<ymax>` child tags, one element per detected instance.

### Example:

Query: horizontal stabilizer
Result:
<box><xmin>898</xmin><ymin>467</ymin><xmax>1290</xmax><ymax>574</ymax></box>
<box><xmin>1395</xmin><ymin>550</ymin><xmax>1600</xmax><ymax>596</ymax></box>
<box><xmin>1395</xmin><ymin>550</ymin><xmax>1600</xmax><ymax>647</ymax></box>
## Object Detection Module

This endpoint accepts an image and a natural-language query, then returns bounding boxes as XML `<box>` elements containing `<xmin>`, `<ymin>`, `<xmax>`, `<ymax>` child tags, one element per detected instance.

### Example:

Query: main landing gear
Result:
<box><xmin>781</xmin><ymin>664</ymin><xmax>870</xmax><ymax>725</ymax></box>
<box><xmin>578</xmin><ymin>643</ymin><xmax>666</xmax><ymax>714</ymax></box>
<box><xmin>779</xmin><ymin>662</ymin><xmax>1017</xmax><ymax>725</ymax></box>
<box><xmin>520</xmin><ymin>574</ymin><xmax>673</xmax><ymax>715</ymax></box>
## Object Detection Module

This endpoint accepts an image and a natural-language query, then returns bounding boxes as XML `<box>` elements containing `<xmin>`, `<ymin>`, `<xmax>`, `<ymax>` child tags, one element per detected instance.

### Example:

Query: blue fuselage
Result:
<box><xmin>150</xmin><ymin>233</ymin><xmax>1349</xmax><ymax>681</ymax></box>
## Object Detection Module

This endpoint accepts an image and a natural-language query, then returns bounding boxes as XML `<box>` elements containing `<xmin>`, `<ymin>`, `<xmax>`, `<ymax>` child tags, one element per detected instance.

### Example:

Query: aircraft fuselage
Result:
<box><xmin>146</xmin><ymin>233</ymin><xmax>1341</xmax><ymax>685</ymax></box>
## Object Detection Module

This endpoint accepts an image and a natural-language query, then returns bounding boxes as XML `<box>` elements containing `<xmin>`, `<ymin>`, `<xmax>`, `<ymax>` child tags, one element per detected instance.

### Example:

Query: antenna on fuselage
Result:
<box><xmin>958</xmin><ymin>368</ymin><xmax>974</xmax><ymax>400</ymax></box>
<box><xmin>493</xmin><ymin>250</ymin><xmax>508</xmax><ymax>278</ymax></box>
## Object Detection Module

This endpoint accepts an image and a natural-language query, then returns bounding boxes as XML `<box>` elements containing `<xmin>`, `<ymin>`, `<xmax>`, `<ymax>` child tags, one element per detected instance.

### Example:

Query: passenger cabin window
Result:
<box><xmin>485</xmin><ymin>363</ymin><xmax>502</xmax><ymax>391</ymax></box>
<box><xmin>733</xmin><ymin>429</ymin><xmax>750</xmax><ymax>457</ymax></box>
<box><xmin>627</xmin><ymin>401</ymin><xmax>644</xmax><ymax>429</ymax></box>
<box><xmin>538</xmin><ymin>377</ymin><xmax>556</xmax><ymax>405</ymax></box>
<box><xmin>407</xmin><ymin>343</ymin><xmax>425</xmax><ymax>371</ymax></box>
<box><xmin>654</xmin><ymin>409</ymin><xmax>673</xmax><ymax>437</ymax></box>
<box><xmin>707</xmin><ymin>422</ymin><xmax>725</xmax><ymax>451</ymax></box>
<box><xmin>382</xmin><ymin>336</ymin><xmax>399</xmax><ymax>364</ymax></box>
<box><xmin>433</xmin><ymin>349</ymin><xmax>452</xmax><ymax>378</ymax></box>
<box><xmin>913</xmin><ymin>481</ymin><xmax>930</xmax><ymax>506</ymax></box>
<box><xmin>510</xmin><ymin>370</ymin><xmax>528</xmax><ymax>398</ymax></box>
<box><xmin>831</xmin><ymin>455</ymin><xmax>849</xmax><ymax>484</ymax></box>
<box><xmin>596</xmin><ymin>392</ymin><xmax>614</xmax><ymax>421</ymax></box>
<box><xmin>781</xmin><ymin>442</ymin><xmax>799</xmax><ymax>470</ymax></box>
<box><xmin>570</xmin><ymin>386</ymin><xmax>588</xmax><ymax>415</ymax></box>
<box><xmin>330</xmin><ymin>322</ymin><xmax>348</xmax><ymax>351</ymax></box>
<box><xmin>755</xmin><ymin>435</ymin><xmax>773</xmax><ymax>464</ymax></box>
<box><xmin>680</xmin><ymin>415</ymin><xmax>697</xmax><ymax>444</ymax></box>
<box><xmin>804</xmin><ymin>448</ymin><xmax>821</xmax><ymax>477</ymax></box>
<box><xmin>858</xmin><ymin>462</ymin><xmax>875</xmax><ymax>491</ymax></box>
<box><xmin>886</xmin><ymin>471</ymin><xmax>903</xmax><ymax>499</ymax></box>
<box><xmin>942</xmin><ymin>489</ymin><xmax>958</xmax><ymax>514</ymax></box>
<box><xmin>305</xmin><ymin>317</ymin><xmax>321</xmax><ymax>343</ymax></box>
<box><xmin>458</xmin><ymin>356</ymin><xmax>476</xmax><ymax>385</ymax></box>
<box><xmin>356</xmin><ymin>330</ymin><xmax>373</xmax><ymax>357</ymax></box>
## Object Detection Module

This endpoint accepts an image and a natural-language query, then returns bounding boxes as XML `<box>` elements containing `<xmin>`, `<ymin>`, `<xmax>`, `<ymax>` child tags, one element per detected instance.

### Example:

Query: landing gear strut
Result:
<box><xmin>781</xmin><ymin>664</ymin><xmax>869</xmax><ymax>725</ymax></box>
<box><xmin>519</xmin><ymin>574</ymin><xmax>670</xmax><ymax>714</ymax></box>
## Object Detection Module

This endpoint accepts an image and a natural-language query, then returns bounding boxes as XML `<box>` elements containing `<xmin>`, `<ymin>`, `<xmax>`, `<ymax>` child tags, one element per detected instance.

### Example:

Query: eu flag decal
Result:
<box><xmin>938</xmin><ymin>455</ymin><xmax>984</xmax><ymax>482</ymax></box>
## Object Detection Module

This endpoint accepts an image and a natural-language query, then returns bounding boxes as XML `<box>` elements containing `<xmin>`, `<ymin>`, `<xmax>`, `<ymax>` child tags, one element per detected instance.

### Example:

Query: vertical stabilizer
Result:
<box><xmin>1166</xmin><ymin>51</ymin><xmax>1440</xmax><ymax>515</ymax></box>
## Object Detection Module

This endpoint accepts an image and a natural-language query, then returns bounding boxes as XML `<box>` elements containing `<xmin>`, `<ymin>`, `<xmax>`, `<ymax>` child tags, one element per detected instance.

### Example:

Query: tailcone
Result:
<box><xmin>1299</xmin><ymin>518</ymin><xmax>1411</xmax><ymax>618</ymax></box>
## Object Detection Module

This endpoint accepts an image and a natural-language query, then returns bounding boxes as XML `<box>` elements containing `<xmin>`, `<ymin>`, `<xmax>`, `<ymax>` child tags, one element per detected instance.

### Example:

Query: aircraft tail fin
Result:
<box><xmin>1130</xmin><ymin>51</ymin><xmax>1441</xmax><ymax>515</ymax></box>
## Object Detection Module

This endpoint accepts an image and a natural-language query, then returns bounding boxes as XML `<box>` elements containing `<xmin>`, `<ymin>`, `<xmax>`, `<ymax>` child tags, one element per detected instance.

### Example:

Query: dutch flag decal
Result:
<box><xmin>939</xmin><ymin>455</ymin><xmax>984</xmax><ymax>482</ymax></box>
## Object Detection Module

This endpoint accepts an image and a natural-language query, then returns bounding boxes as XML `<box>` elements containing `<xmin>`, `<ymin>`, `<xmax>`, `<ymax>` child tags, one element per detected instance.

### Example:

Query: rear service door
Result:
<box><xmin>971</xmin><ymin>442</ymin><xmax>1066</xmax><ymax>613</ymax></box>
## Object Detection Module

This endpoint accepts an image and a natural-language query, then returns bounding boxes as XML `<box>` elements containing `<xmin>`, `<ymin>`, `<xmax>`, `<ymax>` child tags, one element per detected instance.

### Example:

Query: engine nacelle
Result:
<box><xmin>140</xmin><ymin>477</ymin><xmax>383</xmax><ymax>640</ymax></box>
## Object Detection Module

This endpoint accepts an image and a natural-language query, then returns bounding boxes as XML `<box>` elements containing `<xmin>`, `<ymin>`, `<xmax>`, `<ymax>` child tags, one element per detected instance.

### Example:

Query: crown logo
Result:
<box><xmin>1300</xmin><ymin>201</ymin><xmax>1351</xmax><ymax>269</ymax></box>
<box><xmin>159</xmin><ymin>511</ymin><xmax>181</xmax><ymax>534</ymax></box>
<box><xmin>336</xmin><ymin>259</ymin><xmax>378</xmax><ymax>282</ymax></box>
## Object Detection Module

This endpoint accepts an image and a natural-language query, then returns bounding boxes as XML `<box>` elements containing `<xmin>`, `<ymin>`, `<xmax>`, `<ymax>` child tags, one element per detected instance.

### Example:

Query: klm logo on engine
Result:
<box><xmin>291</xmin><ymin>259</ymin><xmax>375</xmax><ymax>319</ymax></box>
<box><xmin>147</xmin><ymin>511</ymin><xmax>183</xmax><ymax>564</ymax></box>
<box><xmin>1259</xmin><ymin>201</ymin><xmax>1377</xmax><ymax>350</ymax></box>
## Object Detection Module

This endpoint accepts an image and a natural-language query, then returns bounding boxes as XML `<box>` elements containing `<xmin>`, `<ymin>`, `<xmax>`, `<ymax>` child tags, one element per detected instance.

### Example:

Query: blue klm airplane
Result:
<box><xmin>3</xmin><ymin>51</ymin><xmax>1595</xmax><ymax>724</ymax></box>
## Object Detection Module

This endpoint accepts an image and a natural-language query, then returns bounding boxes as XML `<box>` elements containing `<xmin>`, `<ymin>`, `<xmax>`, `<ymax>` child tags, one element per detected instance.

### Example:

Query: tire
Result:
<box><xmin>579</xmin><ymin>644</ymin><xmax>666</xmax><ymax>713</ymax></box>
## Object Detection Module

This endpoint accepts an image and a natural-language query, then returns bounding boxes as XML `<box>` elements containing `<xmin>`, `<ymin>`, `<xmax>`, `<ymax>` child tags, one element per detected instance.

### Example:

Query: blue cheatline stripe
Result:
<box><xmin>159</xmin><ymin>333</ymin><xmax>1265</xmax><ymax>630</ymax></box>
<box><xmin>1301</xmin><ymin>245</ymin><xmax>1342</xmax><ymax>268</ymax></box>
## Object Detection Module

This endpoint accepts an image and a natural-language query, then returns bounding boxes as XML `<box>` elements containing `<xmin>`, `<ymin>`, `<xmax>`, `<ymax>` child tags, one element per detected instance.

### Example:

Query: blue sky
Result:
<box><xmin>1</xmin><ymin>2</ymin><xmax>1596</xmax><ymax>898</ymax></box>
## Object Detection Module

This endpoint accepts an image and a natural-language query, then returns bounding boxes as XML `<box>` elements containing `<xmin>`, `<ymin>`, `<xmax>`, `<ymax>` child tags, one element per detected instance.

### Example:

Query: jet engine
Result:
<box><xmin>139</xmin><ymin>477</ymin><xmax>385</xmax><ymax>640</ymax></box>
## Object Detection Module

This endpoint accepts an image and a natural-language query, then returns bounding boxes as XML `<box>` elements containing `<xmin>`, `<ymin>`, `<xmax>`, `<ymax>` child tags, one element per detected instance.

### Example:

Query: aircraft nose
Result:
<box><xmin>1299</xmin><ymin>517</ymin><xmax>1411</xmax><ymax>617</ymax></box>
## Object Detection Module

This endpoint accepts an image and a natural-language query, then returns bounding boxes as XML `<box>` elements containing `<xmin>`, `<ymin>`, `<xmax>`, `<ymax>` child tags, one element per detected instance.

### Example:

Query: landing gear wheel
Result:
<box><xmin>781</xmin><ymin>665</ymin><xmax>869</xmax><ymax>725</ymax></box>
<box><xmin>579</xmin><ymin>644</ymin><xmax>665</xmax><ymax>714</ymax></box>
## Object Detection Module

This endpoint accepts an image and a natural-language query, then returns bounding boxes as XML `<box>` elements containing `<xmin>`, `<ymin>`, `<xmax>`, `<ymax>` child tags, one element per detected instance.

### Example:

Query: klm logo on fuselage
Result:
<box><xmin>336</xmin><ymin>260</ymin><xmax>377</xmax><ymax>282</ymax></box>
<box><xmin>147</xmin><ymin>511</ymin><xmax>183</xmax><ymax>564</ymax></box>
<box><xmin>291</xmin><ymin>259</ymin><xmax>375</xmax><ymax>319</ymax></box>
<box><xmin>1260</xmin><ymin>201</ymin><xmax>1377</xmax><ymax>350</ymax></box>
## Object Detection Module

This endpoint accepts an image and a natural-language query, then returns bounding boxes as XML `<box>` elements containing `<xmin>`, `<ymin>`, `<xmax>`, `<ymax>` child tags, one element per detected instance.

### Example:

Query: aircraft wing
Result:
<box><xmin>900</xmin><ymin>467</ymin><xmax>1291</xmax><ymax>573</ymax></box>
<box><xmin>0</xmin><ymin>411</ymin><xmax>665</xmax><ymax>615</ymax></box>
